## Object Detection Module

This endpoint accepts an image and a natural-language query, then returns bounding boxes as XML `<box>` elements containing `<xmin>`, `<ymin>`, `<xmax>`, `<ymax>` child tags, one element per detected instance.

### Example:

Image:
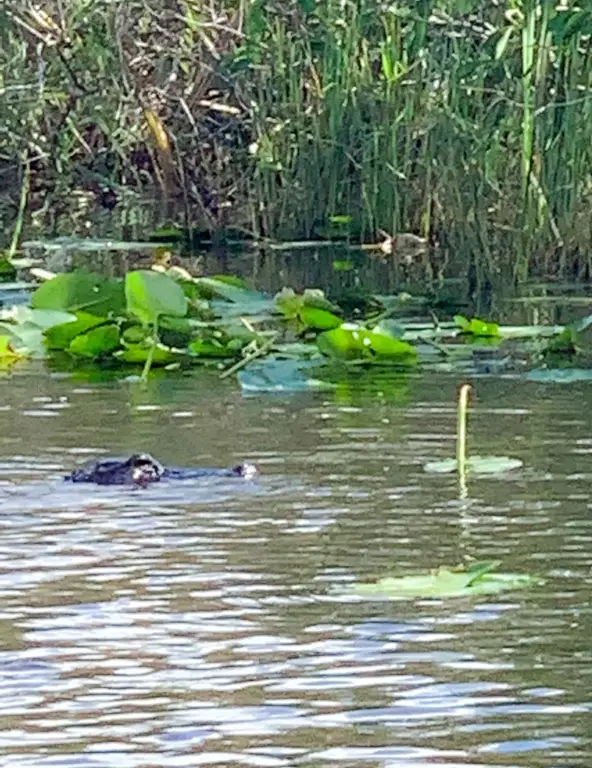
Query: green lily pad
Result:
<box><xmin>32</xmin><ymin>271</ymin><xmax>125</xmax><ymax>316</ymax></box>
<box><xmin>275</xmin><ymin>288</ymin><xmax>342</xmax><ymax>330</ymax></box>
<box><xmin>317</xmin><ymin>322</ymin><xmax>417</xmax><ymax>363</ymax></box>
<box><xmin>238</xmin><ymin>359</ymin><xmax>336</xmax><ymax>394</ymax></box>
<box><xmin>45</xmin><ymin>312</ymin><xmax>108</xmax><ymax>350</ymax></box>
<box><xmin>424</xmin><ymin>455</ymin><xmax>523</xmax><ymax>474</ymax></box>
<box><xmin>455</xmin><ymin>315</ymin><xmax>500</xmax><ymax>337</ymax></box>
<box><xmin>115</xmin><ymin>342</ymin><xmax>186</xmax><ymax>366</ymax></box>
<box><xmin>125</xmin><ymin>270</ymin><xmax>188</xmax><ymax>326</ymax></box>
<box><xmin>68</xmin><ymin>324</ymin><xmax>120</xmax><ymax>359</ymax></box>
<box><xmin>350</xmin><ymin>561</ymin><xmax>542</xmax><ymax>599</ymax></box>
<box><xmin>299</xmin><ymin>305</ymin><xmax>342</xmax><ymax>330</ymax></box>
<box><xmin>188</xmin><ymin>338</ymin><xmax>238</xmax><ymax>358</ymax></box>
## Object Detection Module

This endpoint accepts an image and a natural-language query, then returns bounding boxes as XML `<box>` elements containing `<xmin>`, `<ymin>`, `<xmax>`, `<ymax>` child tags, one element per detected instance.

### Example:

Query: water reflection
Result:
<box><xmin>0</xmin><ymin>370</ymin><xmax>590</xmax><ymax>766</ymax></box>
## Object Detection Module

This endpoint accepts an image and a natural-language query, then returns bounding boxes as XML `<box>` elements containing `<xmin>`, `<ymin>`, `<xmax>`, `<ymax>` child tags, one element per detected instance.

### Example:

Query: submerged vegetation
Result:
<box><xmin>1</xmin><ymin>1</ymin><xmax>592</xmax><ymax>282</ymax></box>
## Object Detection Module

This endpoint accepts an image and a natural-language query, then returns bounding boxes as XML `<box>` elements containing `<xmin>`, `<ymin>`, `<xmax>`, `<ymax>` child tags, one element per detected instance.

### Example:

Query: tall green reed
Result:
<box><xmin>1</xmin><ymin>0</ymin><xmax>592</xmax><ymax>284</ymax></box>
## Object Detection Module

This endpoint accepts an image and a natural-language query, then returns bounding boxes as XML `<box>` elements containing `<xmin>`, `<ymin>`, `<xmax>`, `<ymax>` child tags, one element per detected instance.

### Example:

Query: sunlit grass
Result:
<box><xmin>1</xmin><ymin>0</ymin><xmax>591</xmax><ymax>283</ymax></box>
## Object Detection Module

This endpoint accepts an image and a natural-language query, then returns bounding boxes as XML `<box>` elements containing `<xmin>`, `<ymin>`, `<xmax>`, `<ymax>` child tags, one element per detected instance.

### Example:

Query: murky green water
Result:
<box><xmin>0</xmin><ymin>368</ymin><xmax>591</xmax><ymax>767</ymax></box>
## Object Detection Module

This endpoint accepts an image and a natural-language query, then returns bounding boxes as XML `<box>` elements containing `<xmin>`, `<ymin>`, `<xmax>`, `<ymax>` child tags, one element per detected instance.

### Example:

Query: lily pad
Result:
<box><xmin>424</xmin><ymin>455</ymin><xmax>523</xmax><ymax>474</ymax></box>
<box><xmin>115</xmin><ymin>342</ymin><xmax>186</xmax><ymax>366</ymax></box>
<box><xmin>275</xmin><ymin>287</ymin><xmax>342</xmax><ymax>330</ymax></box>
<box><xmin>317</xmin><ymin>322</ymin><xmax>417</xmax><ymax>363</ymax></box>
<box><xmin>68</xmin><ymin>324</ymin><xmax>120</xmax><ymax>359</ymax></box>
<box><xmin>125</xmin><ymin>270</ymin><xmax>188</xmax><ymax>326</ymax></box>
<box><xmin>238</xmin><ymin>359</ymin><xmax>336</xmax><ymax>394</ymax></box>
<box><xmin>350</xmin><ymin>561</ymin><xmax>542</xmax><ymax>599</ymax></box>
<box><xmin>45</xmin><ymin>312</ymin><xmax>108</xmax><ymax>350</ymax></box>
<box><xmin>32</xmin><ymin>271</ymin><xmax>125</xmax><ymax>316</ymax></box>
<box><xmin>455</xmin><ymin>315</ymin><xmax>499</xmax><ymax>337</ymax></box>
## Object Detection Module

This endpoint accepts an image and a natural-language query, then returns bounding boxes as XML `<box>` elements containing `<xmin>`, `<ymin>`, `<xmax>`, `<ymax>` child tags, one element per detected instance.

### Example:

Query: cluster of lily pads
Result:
<box><xmin>2</xmin><ymin>264</ymin><xmax>591</xmax><ymax>387</ymax></box>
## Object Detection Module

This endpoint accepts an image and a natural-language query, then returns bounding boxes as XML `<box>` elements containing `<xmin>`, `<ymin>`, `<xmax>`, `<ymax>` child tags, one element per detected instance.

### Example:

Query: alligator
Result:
<box><xmin>66</xmin><ymin>453</ymin><xmax>257</xmax><ymax>487</ymax></box>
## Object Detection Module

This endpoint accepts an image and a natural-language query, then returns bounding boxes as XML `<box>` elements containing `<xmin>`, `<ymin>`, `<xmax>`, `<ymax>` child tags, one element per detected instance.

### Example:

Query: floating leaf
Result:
<box><xmin>45</xmin><ymin>312</ymin><xmax>107</xmax><ymax>350</ymax></box>
<box><xmin>238</xmin><ymin>359</ymin><xmax>336</xmax><ymax>394</ymax></box>
<box><xmin>125</xmin><ymin>270</ymin><xmax>188</xmax><ymax>326</ymax></box>
<box><xmin>115</xmin><ymin>342</ymin><xmax>186</xmax><ymax>365</ymax></box>
<box><xmin>68</xmin><ymin>324</ymin><xmax>120</xmax><ymax>359</ymax></box>
<box><xmin>350</xmin><ymin>561</ymin><xmax>542</xmax><ymax>599</ymax></box>
<box><xmin>299</xmin><ymin>306</ymin><xmax>342</xmax><ymax>330</ymax></box>
<box><xmin>318</xmin><ymin>322</ymin><xmax>417</xmax><ymax>363</ymax></box>
<box><xmin>454</xmin><ymin>315</ymin><xmax>500</xmax><ymax>337</ymax></box>
<box><xmin>32</xmin><ymin>271</ymin><xmax>125</xmax><ymax>316</ymax></box>
<box><xmin>424</xmin><ymin>455</ymin><xmax>523</xmax><ymax>474</ymax></box>
<box><xmin>275</xmin><ymin>288</ymin><xmax>342</xmax><ymax>331</ymax></box>
<box><xmin>188</xmin><ymin>337</ymin><xmax>238</xmax><ymax>358</ymax></box>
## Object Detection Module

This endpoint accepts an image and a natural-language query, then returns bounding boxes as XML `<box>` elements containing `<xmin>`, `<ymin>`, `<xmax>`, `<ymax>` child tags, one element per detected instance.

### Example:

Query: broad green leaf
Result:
<box><xmin>299</xmin><ymin>306</ymin><xmax>342</xmax><ymax>330</ymax></box>
<box><xmin>68</xmin><ymin>325</ymin><xmax>120</xmax><ymax>359</ymax></box>
<box><xmin>317</xmin><ymin>323</ymin><xmax>366</xmax><ymax>358</ymax></box>
<box><xmin>45</xmin><ymin>312</ymin><xmax>107</xmax><ymax>350</ymax></box>
<box><xmin>125</xmin><ymin>270</ymin><xmax>188</xmax><ymax>326</ymax></box>
<box><xmin>454</xmin><ymin>315</ymin><xmax>499</xmax><ymax>337</ymax></box>
<box><xmin>274</xmin><ymin>287</ymin><xmax>303</xmax><ymax>319</ymax></box>
<box><xmin>424</xmin><ymin>455</ymin><xmax>523</xmax><ymax>474</ymax></box>
<box><xmin>318</xmin><ymin>322</ymin><xmax>417</xmax><ymax>362</ymax></box>
<box><xmin>32</xmin><ymin>271</ymin><xmax>125</xmax><ymax>315</ymax></box>
<box><xmin>350</xmin><ymin>561</ymin><xmax>542</xmax><ymax>599</ymax></box>
<box><xmin>115</xmin><ymin>342</ymin><xmax>186</xmax><ymax>365</ymax></box>
<box><xmin>188</xmin><ymin>338</ymin><xmax>237</xmax><ymax>358</ymax></box>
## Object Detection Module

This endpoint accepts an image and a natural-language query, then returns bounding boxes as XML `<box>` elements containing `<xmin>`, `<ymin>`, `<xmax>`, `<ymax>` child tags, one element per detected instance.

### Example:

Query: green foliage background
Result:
<box><xmin>1</xmin><ymin>1</ymin><xmax>591</xmax><ymax>280</ymax></box>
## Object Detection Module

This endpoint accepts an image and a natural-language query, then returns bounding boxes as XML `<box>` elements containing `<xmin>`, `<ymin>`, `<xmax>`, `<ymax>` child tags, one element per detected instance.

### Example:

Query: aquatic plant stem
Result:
<box><xmin>7</xmin><ymin>155</ymin><xmax>30</xmax><ymax>260</ymax></box>
<box><xmin>457</xmin><ymin>383</ymin><xmax>471</xmax><ymax>497</ymax></box>
<box><xmin>220</xmin><ymin>331</ymin><xmax>279</xmax><ymax>380</ymax></box>
<box><xmin>140</xmin><ymin>319</ymin><xmax>159</xmax><ymax>383</ymax></box>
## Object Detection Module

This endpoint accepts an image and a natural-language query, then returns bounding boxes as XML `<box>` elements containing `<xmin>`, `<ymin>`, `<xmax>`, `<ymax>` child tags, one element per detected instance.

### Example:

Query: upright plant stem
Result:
<box><xmin>7</xmin><ymin>155</ymin><xmax>30</xmax><ymax>260</ymax></box>
<box><xmin>140</xmin><ymin>318</ymin><xmax>159</xmax><ymax>383</ymax></box>
<box><xmin>456</xmin><ymin>383</ymin><xmax>471</xmax><ymax>495</ymax></box>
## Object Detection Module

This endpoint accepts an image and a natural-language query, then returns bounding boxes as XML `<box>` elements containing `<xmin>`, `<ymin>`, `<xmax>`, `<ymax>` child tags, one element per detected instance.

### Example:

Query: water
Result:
<box><xmin>0</xmin><ymin>367</ymin><xmax>591</xmax><ymax>767</ymax></box>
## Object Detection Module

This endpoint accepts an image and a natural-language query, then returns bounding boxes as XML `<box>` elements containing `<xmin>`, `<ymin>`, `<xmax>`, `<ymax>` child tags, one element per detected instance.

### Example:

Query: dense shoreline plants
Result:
<box><xmin>1</xmin><ymin>1</ymin><xmax>592</xmax><ymax>281</ymax></box>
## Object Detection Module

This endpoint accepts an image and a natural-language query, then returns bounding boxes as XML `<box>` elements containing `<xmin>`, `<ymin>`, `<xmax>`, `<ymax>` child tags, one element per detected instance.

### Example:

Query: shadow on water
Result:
<box><xmin>0</xmin><ymin>367</ymin><xmax>591</xmax><ymax>767</ymax></box>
